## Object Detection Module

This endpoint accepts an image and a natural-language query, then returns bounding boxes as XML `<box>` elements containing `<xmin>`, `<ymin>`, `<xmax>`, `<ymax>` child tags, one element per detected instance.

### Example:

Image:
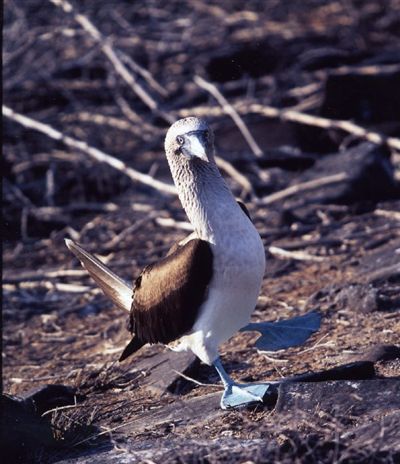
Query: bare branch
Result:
<box><xmin>3</xmin><ymin>269</ymin><xmax>88</xmax><ymax>284</ymax></box>
<box><xmin>3</xmin><ymin>281</ymin><xmax>96</xmax><ymax>293</ymax></box>
<box><xmin>268</xmin><ymin>246</ymin><xmax>326</xmax><ymax>262</ymax></box>
<box><xmin>172</xmin><ymin>369</ymin><xmax>221</xmax><ymax>388</ymax></box>
<box><xmin>62</xmin><ymin>111</ymin><xmax>148</xmax><ymax>137</ymax></box>
<box><xmin>49</xmin><ymin>0</ymin><xmax>173</xmax><ymax>124</ymax></box>
<box><xmin>118</xmin><ymin>52</ymin><xmax>168</xmax><ymax>98</ymax></box>
<box><xmin>258</xmin><ymin>172</ymin><xmax>348</xmax><ymax>205</ymax></box>
<box><xmin>374</xmin><ymin>209</ymin><xmax>400</xmax><ymax>221</ymax></box>
<box><xmin>176</xmin><ymin>102</ymin><xmax>400</xmax><ymax>152</ymax></box>
<box><xmin>3</xmin><ymin>105</ymin><xmax>177</xmax><ymax>196</ymax></box>
<box><xmin>194</xmin><ymin>75</ymin><xmax>264</xmax><ymax>157</ymax></box>
<box><xmin>215</xmin><ymin>156</ymin><xmax>254</xmax><ymax>196</ymax></box>
<box><xmin>241</xmin><ymin>102</ymin><xmax>400</xmax><ymax>152</ymax></box>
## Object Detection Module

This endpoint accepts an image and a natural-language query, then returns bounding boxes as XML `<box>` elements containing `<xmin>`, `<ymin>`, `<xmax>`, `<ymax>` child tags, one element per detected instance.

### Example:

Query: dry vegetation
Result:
<box><xmin>2</xmin><ymin>0</ymin><xmax>400</xmax><ymax>463</ymax></box>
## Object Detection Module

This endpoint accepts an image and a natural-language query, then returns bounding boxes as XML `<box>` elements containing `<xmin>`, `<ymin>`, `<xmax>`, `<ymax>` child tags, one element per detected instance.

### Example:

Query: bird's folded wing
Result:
<box><xmin>130</xmin><ymin>238</ymin><xmax>213</xmax><ymax>345</ymax></box>
<box><xmin>166</xmin><ymin>231</ymin><xmax>197</xmax><ymax>256</ymax></box>
<box><xmin>240</xmin><ymin>311</ymin><xmax>322</xmax><ymax>351</ymax></box>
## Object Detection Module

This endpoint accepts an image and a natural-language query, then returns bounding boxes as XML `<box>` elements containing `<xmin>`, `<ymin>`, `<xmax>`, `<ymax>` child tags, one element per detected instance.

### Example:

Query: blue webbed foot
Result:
<box><xmin>213</xmin><ymin>358</ymin><xmax>277</xmax><ymax>410</ymax></box>
<box><xmin>240</xmin><ymin>311</ymin><xmax>322</xmax><ymax>352</ymax></box>
<box><xmin>221</xmin><ymin>382</ymin><xmax>274</xmax><ymax>409</ymax></box>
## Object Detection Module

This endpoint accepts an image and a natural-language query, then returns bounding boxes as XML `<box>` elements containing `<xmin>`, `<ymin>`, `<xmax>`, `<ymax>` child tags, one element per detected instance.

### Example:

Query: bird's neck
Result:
<box><xmin>174</xmin><ymin>162</ymin><xmax>239</xmax><ymax>242</ymax></box>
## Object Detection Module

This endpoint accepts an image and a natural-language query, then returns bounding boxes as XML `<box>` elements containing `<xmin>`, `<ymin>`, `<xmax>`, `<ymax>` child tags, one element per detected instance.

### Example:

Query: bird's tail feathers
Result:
<box><xmin>65</xmin><ymin>239</ymin><xmax>132</xmax><ymax>312</ymax></box>
<box><xmin>119</xmin><ymin>336</ymin><xmax>146</xmax><ymax>362</ymax></box>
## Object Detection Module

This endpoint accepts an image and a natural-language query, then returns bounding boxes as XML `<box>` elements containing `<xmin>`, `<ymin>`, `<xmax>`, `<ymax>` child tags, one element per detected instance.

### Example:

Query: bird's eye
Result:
<box><xmin>176</xmin><ymin>136</ymin><xmax>184</xmax><ymax>146</ymax></box>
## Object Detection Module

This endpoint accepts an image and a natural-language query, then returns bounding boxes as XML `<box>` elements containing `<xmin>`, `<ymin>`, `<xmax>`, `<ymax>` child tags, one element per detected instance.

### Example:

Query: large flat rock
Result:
<box><xmin>131</xmin><ymin>346</ymin><xmax>198</xmax><ymax>396</ymax></box>
<box><xmin>275</xmin><ymin>379</ymin><xmax>400</xmax><ymax>419</ymax></box>
<box><xmin>118</xmin><ymin>391</ymin><xmax>222</xmax><ymax>436</ymax></box>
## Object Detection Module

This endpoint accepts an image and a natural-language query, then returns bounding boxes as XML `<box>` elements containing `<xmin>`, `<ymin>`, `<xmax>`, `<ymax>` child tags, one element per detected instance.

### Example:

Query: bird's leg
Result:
<box><xmin>213</xmin><ymin>358</ymin><xmax>274</xmax><ymax>409</ymax></box>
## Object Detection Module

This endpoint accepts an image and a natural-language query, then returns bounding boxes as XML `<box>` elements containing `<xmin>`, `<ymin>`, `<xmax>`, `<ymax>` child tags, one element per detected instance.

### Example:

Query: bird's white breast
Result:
<box><xmin>175</xmin><ymin>208</ymin><xmax>266</xmax><ymax>365</ymax></box>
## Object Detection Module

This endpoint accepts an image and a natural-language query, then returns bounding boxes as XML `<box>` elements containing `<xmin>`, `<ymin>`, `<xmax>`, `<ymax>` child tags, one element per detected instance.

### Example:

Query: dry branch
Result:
<box><xmin>3</xmin><ymin>105</ymin><xmax>177</xmax><ymax>196</ymax></box>
<box><xmin>49</xmin><ymin>0</ymin><xmax>173</xmax><ymax>124</ymax></box>
<box><xmin>268</xmin><ymin>246</ymin><xmax>326</xmax><ymax>262</ymax></box>
<box><xmin>7</xmin><ymin>4</ymin><xmax>255</xmax><ymax>197</ymax></box>
<box><xmin>113</xmin><ymin>91</ymin><xmax>152</xmax><ymax>126</ymax></box>
<box><xmin>241</xmin><ymin>103</ymin><xmax>400</xmax><ymax>152</ymax></box>
<box><xmin>119</xmin><ymin>52</ymin><xmax>168</xmax><ymax>98</ymax></box>
<box><xmin>177</xmin><ymin>102</ymin><xmax>400</xmax><ymax>152</ymax></box>
<box><xmin>4</xmin><ymin>105</ymin><xmax>249</xmax><ymax>199</ymax></box>
<box><xmin>328</xmin><ymin>62</ymin><xmax>400</xmax><ymax>76</ymax></box>
<box><xmin>258</xmin><ymin>172</ymin><xmax>349</xmax><ymax>205</ymax></box>
<box><xmin>194</xmin><ymin>75</ymin><xmax>264</xmax><ymax>157</ymax></box>
<box><xmin>4</xmin><ymin>281</ymin><xmax>96</xmax><ymax>293</ymax></box>
<box><xmin>3</xmin><ymin>269</ymin><xmax>88</xmax><ymax>284</ymax></box>
<box><xmin>172</xmin><ymin>369</ymin><xmax>221</xmax><ymax>388</ymax></box>
<box><xmin>62</xmin><ymin>112</ymin><xmax>147</xmax><ymax>136</ymax></box>
<box><xmin>374</xmin><ymin>209</ymin><xmax>400</xmax><ymax>221</ymax></box>
<box><xmin>29</xmin><ymin>204</ymin><xmax>119</xmax><ymax>223</ymax></box>
<box><xmin>215</xmin><ymin>156</ymin><xmax>253</xmax><ymax>195</ymax></box>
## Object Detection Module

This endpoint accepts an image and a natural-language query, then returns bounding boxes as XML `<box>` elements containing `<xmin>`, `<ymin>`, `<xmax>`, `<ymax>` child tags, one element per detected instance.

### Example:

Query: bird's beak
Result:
<box><xmin>182</xmin><ymin>133</ymin><xmax>209</xmax><ymax>162</ymax></box>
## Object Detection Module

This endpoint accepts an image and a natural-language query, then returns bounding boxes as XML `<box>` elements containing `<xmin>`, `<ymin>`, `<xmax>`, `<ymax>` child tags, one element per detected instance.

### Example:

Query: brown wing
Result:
<box><xmin>129</xmin><ymin>239</ymin><xmax>213</xmax><ymax>345</ymax></box>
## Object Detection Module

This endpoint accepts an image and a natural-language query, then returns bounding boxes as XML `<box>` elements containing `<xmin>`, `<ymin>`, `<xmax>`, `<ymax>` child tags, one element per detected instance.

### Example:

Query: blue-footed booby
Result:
<box><xmin>66</xmin><ymin>117</ymin><xmax>321</xmax><ymax>409</ymax></box>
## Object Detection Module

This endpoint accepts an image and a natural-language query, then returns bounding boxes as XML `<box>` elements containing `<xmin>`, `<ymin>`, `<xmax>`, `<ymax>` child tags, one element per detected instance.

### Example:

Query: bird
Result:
<box><xmin>65</xmin><ymin>117</ymin><xmax>321</xmax><ymax>409</ymax></box>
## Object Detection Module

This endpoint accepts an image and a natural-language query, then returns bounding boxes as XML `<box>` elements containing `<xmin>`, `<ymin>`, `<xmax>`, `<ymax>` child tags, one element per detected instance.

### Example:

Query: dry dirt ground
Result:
<box><xmin>3</xmin><ymin>0</ymin><xmax>400</xmax><ymax>462</ymax></box>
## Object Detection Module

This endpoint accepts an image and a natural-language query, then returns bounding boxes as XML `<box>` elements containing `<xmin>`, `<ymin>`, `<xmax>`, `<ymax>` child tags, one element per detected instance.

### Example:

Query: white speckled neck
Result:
<box><xmin>173</xmin><ymin>160</ymin><xmax>239</xmax><ymax>241</ymax></box>
<box><xmin>164</xmin><ymin>118</ymin><xmax>242</xmax><ymax>242</ymax></box>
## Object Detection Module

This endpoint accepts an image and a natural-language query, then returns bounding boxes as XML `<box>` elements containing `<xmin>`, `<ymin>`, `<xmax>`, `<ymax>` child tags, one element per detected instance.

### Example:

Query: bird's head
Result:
<box><xmin>164</xmin><ymin>117</ymin><xmax>215</xmax><ymax>165</ymax></box>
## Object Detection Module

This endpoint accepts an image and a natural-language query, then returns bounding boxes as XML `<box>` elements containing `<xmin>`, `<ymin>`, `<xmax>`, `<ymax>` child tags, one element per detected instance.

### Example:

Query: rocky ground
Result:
<box><xmin>3</xmin><ymin>0</ymin><xmax>400</xmax><ymax>462</ymax></box>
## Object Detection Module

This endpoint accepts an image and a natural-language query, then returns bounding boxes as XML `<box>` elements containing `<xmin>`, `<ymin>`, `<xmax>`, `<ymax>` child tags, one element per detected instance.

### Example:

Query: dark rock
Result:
<box><xmin>352</xmin><ymin>239</ymin><xmax>400</xmax><ymax>312</ymax></box>
<box><xmin>1</xmin><ymin>385</ymin><xmax>84</xmax><ymax>463</ymax></box>
<box><xmin>275</xmin><ymin>379</ymin><xmax>400</xmax><ymax>419</ymax></box>
<box><xmin>296</xmin><ymin>47</ymin><xmax>359</xmax><ymax>71</ymax></box>
<box><xmin>51</xmin><ymin>437</ymin><xmax>272</xmax><ymax>464</ymax></box>
<box><xmin>307</xmin><ymin>279</ymin><xmax>399</xmax><ymax>313</ymax></box>
<box><xmin>263</xmin><ymin>257</ymin><xmax>298</xmax><ymax>278</ymax></box>
<box><xmin>119</xmin><ymin>391</ymin><xmax>222</xmax><ymax>436</ymax></box>
<box><xmin>21</xmin><ymin>384</ymin><xmax>79</xmax><ymax>416</ymax></box>
<box><xmin>306</xmin><ymin>239</ymin><xmax>399</xmax><ymax>314</ymax></box>
<box><xmin>276</xmin><ymin>143</ymin><xmax>400</xmax><ymax>224</ymax></box>
<box><xmin>299</xmin><ymin>143</ymin><xmax>399</xmax><ymax>205</ymax></box>
<box><xmin>320</xmin><ymin>70</ymin><xmax>400</xmax><ymax>123</ymax></box>
<box><xmin>131</xmin><ymin>346</ymin><xmax>198</xmax><ymax>396</ymax></box>
<box><xmin>334</xmin><ymin>283</ymin><xmax>379</xmax><ymax>313</ymax></box>
<box><xmin>1</xmin><ymin>394</ymin><xmax>56</xmax><ymax>463</ymax></box>
<box><xmin>294</xmin><ymin>122</ymin><xmax>339</xmax><ymax>154</ymax></box>
<box><xmin>206</xmin><ymin>41</ymin><xmax>279</xmax><ymax>82</ymax></box>
<box><xmin>357</xmin><ymin>238</ymin><xmax>400</xmax><ymax>284</ymax></box>
<box><xmin>255</xmin><ymin>148</ymin><xmax>316</xmax><ymax>171</ymax></box>
<box><xmin>119</xmin><ymin>385</ymin><xmax>278</xmax><ymax>438</ymax></box>
<box><xmin>285</xmin><ymin>361</ymin><xmax>375</xmax><ymax>383</ymax></box>
<box><xmin>307</xmin><ymin>282</ymin><xmax>379</xmax><ymax>313</ymax></box>
<box><xmin>361</xmin><ymin>344</ymin><xmax>400</xmax><ymax>363</ymax></box>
